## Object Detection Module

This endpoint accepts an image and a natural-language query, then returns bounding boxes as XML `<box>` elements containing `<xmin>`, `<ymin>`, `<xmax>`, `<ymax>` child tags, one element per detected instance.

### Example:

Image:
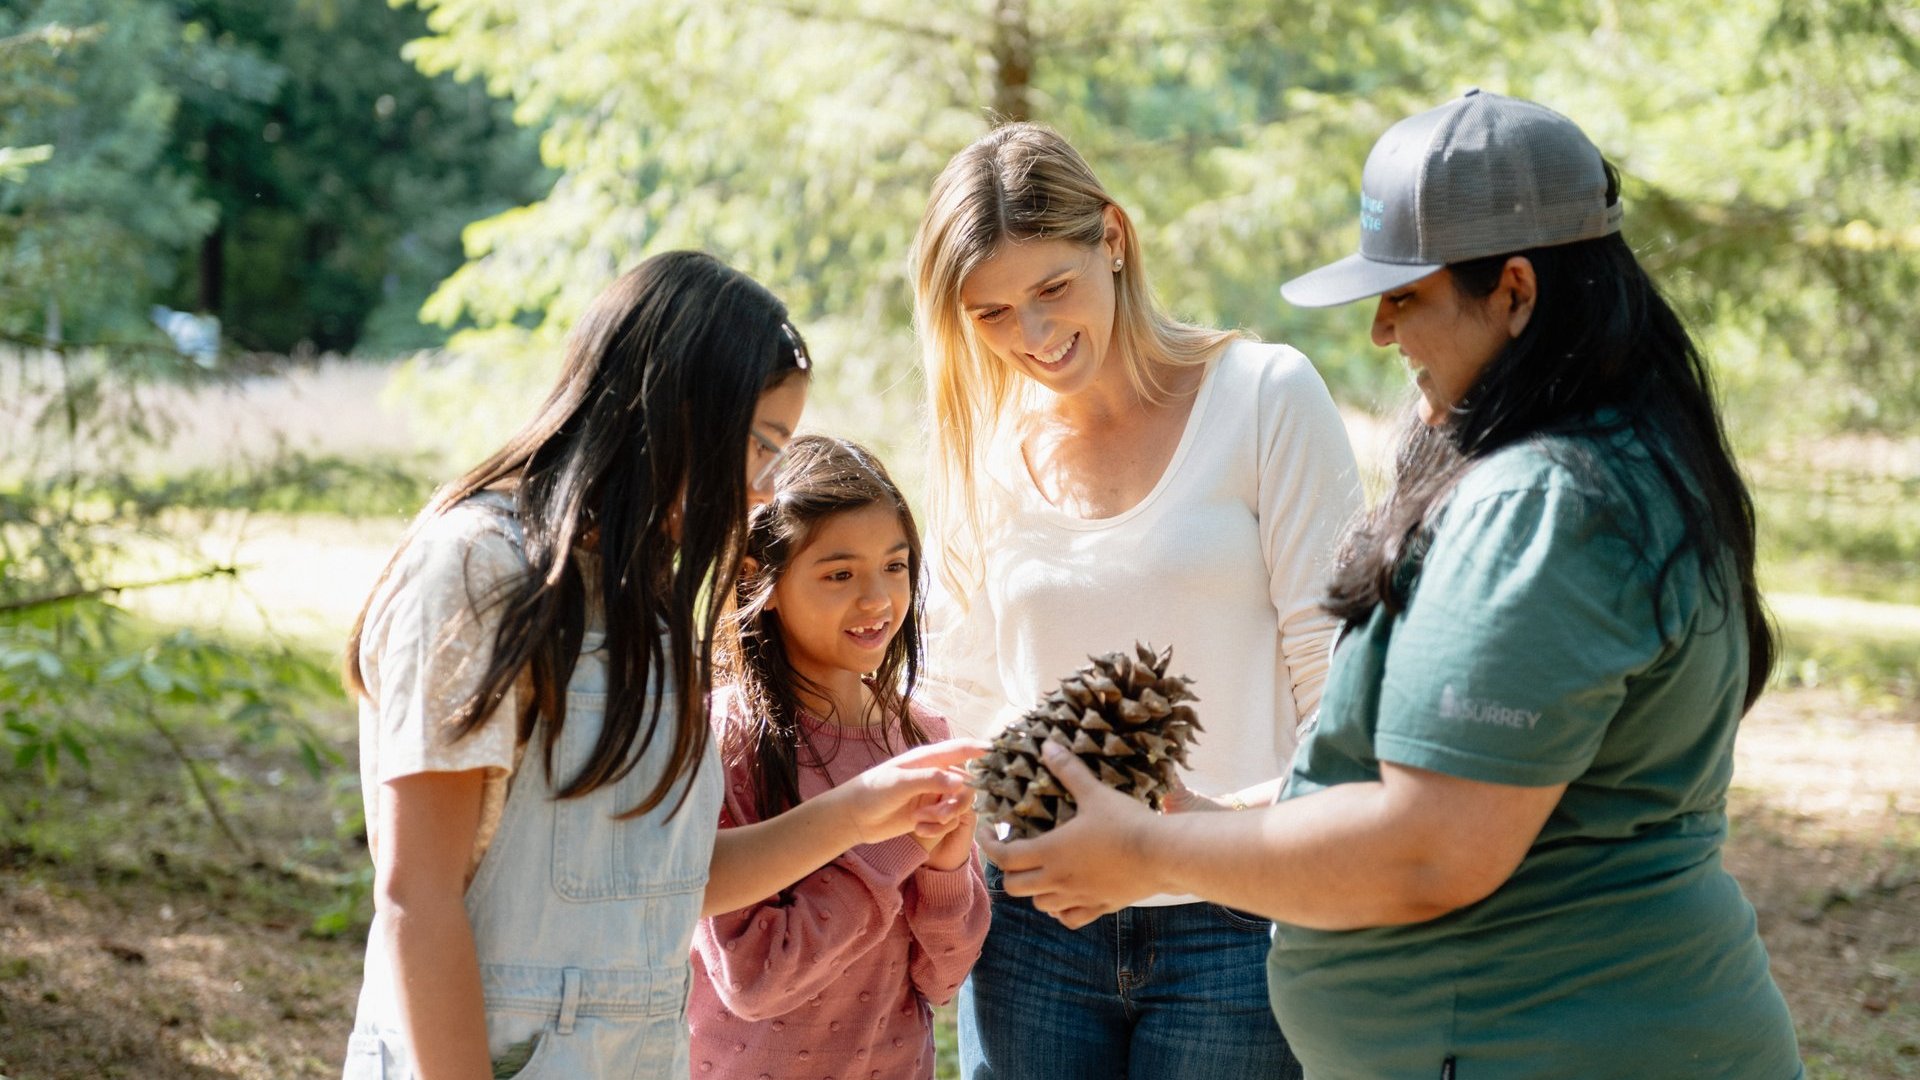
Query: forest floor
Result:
<box><xmin>2</xmin><ymin>681</ymin><xmax>1913</xmax><ymax>1078</ymax></box>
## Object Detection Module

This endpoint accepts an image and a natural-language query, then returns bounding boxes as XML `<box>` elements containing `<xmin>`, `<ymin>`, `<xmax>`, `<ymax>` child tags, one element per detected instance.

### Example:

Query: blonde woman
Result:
<box><xmin>911</xmin><ymin>123</ymin><xmax>1362</xmax><ymax>1079</ymax></box>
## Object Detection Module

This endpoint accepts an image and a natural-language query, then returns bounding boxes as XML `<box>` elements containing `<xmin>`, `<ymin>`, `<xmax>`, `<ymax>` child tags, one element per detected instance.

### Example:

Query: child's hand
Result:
<box><xmin>921</xmin><ymin>807</ymin><xmax>977</xmax><ymax>871</ymax></box>
<box><xmin>910</xmin><ymin>790</ymin><xmax>953</xmax><ymax>853</ymax></box>
<box><xmin>830</xmin><ymin>737</ymin><xmax>986</xmax><ymax>847</ymax></box>
<box><xmin>909</xmin><ymin>790</ymin><xmax>966</xmax><ymax>854</ymax></box>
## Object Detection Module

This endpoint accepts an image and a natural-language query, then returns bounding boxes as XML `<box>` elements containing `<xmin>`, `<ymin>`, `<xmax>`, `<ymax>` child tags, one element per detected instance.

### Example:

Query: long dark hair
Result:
<box><xmin>722</xmin><ymin>435</ymin><xmax>930</xmax><ymax>821</ymax></box>
<box><xmin>346</xmin><ymin>251</ymin><xmax>812</xmax><ymax>817</ymax></box>
<box><xmin>1326</xmin><ymin>170</ymin><xmax>1775</xmax><ymax>711</ymax></box>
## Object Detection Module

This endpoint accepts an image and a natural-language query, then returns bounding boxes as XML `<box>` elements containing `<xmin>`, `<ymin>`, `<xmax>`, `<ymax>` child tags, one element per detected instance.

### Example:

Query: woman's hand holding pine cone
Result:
<box><xmin>984</xmin><ymin>741</ymin><xmax>1163</xmax><ymax>928</ymax></box>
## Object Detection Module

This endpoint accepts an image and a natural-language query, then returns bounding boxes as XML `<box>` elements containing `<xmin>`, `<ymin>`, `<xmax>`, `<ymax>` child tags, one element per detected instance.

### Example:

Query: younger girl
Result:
<box><xmin>689</xmin><ymin>435</ymin><xmax>991</xmax><ymax>1080</ymax></box>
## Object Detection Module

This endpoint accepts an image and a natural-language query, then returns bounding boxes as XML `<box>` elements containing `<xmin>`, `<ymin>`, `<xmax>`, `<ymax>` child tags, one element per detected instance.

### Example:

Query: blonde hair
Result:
<box><xmin>910</xmin><ymin>122</ymin><xmax>1239</xmax><ymax>598</ymax></box>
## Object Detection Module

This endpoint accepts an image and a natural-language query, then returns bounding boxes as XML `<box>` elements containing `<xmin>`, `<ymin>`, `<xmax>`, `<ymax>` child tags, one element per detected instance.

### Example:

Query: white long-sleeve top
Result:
<box><xmin>924</xmin><ymin>340</ymin><xmax>1363</xmax><ymax>905</ymax></box>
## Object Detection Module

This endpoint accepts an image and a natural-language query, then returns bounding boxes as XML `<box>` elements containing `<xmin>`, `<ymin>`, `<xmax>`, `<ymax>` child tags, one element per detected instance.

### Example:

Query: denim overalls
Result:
<box><xmin>344</xmin><ymin>537</ymin><xmax>722</xmax><ymax>1079</ymax></box>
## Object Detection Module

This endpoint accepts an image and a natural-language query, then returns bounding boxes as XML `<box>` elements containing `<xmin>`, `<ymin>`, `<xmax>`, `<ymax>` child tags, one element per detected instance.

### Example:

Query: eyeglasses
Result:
<box><xmin>780</xmin><ymin>322</ymin><xmax>811</xmax><ymax>372</ymax></box>
<box><xmin>749</xmin><ymin>426</ymin><xmax>790</xmax><ymax>491</ymax></box>
<box><xmin>748</xmin><ymin>325</ymin><xmax>807</xmax><ymax>493</ymax></box>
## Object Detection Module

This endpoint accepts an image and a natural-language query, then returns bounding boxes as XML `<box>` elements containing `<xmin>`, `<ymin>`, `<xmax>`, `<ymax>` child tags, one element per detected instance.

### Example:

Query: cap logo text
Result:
<box><xmin>1360</xmin><ymin>193</ymin><xmax>1386</xmax><ymax>232</ymax></box>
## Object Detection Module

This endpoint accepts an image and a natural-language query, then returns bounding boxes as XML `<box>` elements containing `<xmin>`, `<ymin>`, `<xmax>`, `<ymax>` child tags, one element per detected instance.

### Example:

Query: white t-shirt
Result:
<box><xmin>355</xmin><ymin>494</ymin><xmax>526</xmax><ymax>885</ymax></box>
<box><xmin>924</xmin><ymin>340</ymin><xmax>1363</xmax><ymax>904</ymax></box>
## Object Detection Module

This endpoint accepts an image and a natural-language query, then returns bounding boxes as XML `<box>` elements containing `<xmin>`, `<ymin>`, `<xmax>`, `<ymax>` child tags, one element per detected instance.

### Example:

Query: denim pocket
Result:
<box><xmin>1207</xmin><ymin>903</ymin><xmax>1274</xmax><ymax>934</ymax></box>
<box><xmin>491</xmin><ymin>1032</ymin><xmax>543</xmax><ymax>1078</ymax></box>
<box><xmin>497</xmin><ymin>1028</ymin><xmax>566</xmax><ymax>1080</ymax></box>
<box><xmin>549</xmin><ymin>689</ymin><xmax>717</xmax><ymax>902</ymax></box>
<box><xmin>493</xmin><ymin>1016</ymin><xmax>684</xmax><ymax>1079</ymax></box>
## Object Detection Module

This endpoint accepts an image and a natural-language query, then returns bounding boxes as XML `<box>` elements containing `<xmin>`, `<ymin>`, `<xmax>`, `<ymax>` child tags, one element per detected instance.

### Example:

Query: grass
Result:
<box><xmin>0</xmin><ymin>623</ymin><xmax>369</xmax><ymax>1079</ymax></box>
<box><xmin>1771</xmin><ymin>593</ymin><xmax>1920</xmax><ymax>703</ymax></box>
<box><xmin>1752</xmin><ymin>442</ymin><xmax>1920</xmax><ymax>703</ymax></box>
<box><xmin>97</xmin><ymin>451</ymin><xmax>438</xmax><ymax>520</ymax></box>
<box><xmin>0</xmin><ymin>620</ymin><xmax>366</xmax><ymax>920</ymax></box>
<box><xmin>1755</xmin><ymin>467</ymin><xmax>1920</xmax><ymax>603</ymax></box>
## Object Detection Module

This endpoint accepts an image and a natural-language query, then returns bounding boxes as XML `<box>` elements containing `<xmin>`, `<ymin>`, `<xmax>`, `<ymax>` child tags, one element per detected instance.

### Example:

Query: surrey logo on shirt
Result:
<box><xmin>1438</xmin><ymin>685</ymin><xmax>1541</xmax><ymax>730</ymax></box>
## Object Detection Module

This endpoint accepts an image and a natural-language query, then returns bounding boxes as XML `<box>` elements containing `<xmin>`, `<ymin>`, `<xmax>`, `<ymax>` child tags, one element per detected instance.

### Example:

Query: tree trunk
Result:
<box><xmin>198</xmin><ymin>221</ymin><xmax>224</xmax><ymax>316</ymax></box>
<box><xmin>990</xmin><ymin>0</ymin><xmax>1032</xmax><ymax>122</ymax></box>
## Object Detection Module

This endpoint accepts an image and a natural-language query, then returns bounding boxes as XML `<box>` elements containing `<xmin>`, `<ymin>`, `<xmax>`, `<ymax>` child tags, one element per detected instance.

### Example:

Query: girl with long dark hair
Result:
<box><xmin>689</xmin><ymin>435</ymin><xmax>990</xmax><ymax>1080</ymax></box>
<box><xmin>985</xmin><ymin>92</ymin><xmax>1802</xmax><ymax>1079</ymax></box>
<box><xmin>340</xmin><ymin>252</ymin><xmax>979</xmax><ymax>1079</ymax></box>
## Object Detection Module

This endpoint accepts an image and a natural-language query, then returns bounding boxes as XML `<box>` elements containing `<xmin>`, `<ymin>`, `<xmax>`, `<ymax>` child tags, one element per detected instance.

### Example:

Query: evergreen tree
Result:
<box><xmin>401</xmin><ymin>0</ymin><xmax>1920</xmax><ymax>434</ymax></box>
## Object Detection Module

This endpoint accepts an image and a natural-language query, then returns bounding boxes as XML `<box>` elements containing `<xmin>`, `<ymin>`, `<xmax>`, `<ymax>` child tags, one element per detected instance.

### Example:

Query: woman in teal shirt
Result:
<box><xmin>983</xmin><ymin>91</ymin><xmax>1802</xmax><ymax>1079</ymax></box>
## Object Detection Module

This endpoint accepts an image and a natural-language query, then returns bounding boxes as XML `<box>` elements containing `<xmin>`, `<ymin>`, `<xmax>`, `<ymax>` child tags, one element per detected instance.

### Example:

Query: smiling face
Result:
<box><xmin>1371</xmin><ymin>268</ymin><xmax>1517</xmax><ymax>425</ymax></box>
<box><xmin>959</xmin><ymin>225</ymin><xmax>1122</xmax><ymax>399</ymax></box>
<box><xmin>765</xmin><ymin>502</ymin><xmax>913</xmax><ymax>689</ymax></box>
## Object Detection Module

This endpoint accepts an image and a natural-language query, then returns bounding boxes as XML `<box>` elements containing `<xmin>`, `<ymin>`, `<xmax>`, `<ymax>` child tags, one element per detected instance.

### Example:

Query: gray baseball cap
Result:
<box><xmin>1280</xmin><ymin>89</ymin><xmax>1623</xmax><ymax>308</ymax></box>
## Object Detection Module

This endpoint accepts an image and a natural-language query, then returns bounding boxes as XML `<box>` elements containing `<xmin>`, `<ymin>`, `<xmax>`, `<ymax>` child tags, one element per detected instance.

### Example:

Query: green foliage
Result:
<box><xmin>164</xmin><ymin>0</ymin><xmax>550</xmax><ymax>353</ymax></box>
<box><xmin>389</xmin><ymin>0</ymin><xmax>1426</xmax><ymax>458</ymax></box>
<box><xmin>1460</xmin><ymin>0</ymin><xmax>1920</xmax><ymax>432</ymax></box>
<box><xmin>0</xmin><ymin>607</ymin><xmax>373</xmax><ymax>940</ymax></box>
<box><xmin>0</xmin><ymin>602</ymin><xmax>343</xmax><ymax>847</ymax></box>
<box><xmin>0</xmin><ymin>3</ymin><xmax>235</xmax><ymax>344</ymax></box>
<box><xmin>1758</xmin><ymin>470</ymin><xmax>1920</xmax><ymax>606</ymax></box>
<box><xmin>1</xmin><ymin>424</ymin><xmax>368</xmax><ymax>925</ymax></box>
<box><xmin>0</xmin><ymin>608</ymin><xmax>335</xmax><ymax>775</ymax></box>
<box><xmin>395</xmin><ymin>0</ymin><xmax>1920</xmax><ymax>445</ymax></box>
<box><xmin>86</xmin><ymin>450</ymin><xmax>436</xmax><ymax>518</ymax></box>
<box><xmin>1743</xmin><ymin>430</ymin><xmax>1920</xmax><ymax>704</ymax></box>
<box><xmin>0</xmin><ymin>338</ymin><xmax>377</xmax><ymax>886</ymax></box>
<box><xmin>0</xmin><ymin>0</ymin><xmax>545</xmax><ymax>356</ymax></box>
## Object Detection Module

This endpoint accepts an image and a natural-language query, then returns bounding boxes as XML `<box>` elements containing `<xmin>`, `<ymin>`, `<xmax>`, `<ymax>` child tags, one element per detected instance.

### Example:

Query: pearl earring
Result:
<box><xmin>1112</xmin><ymin>257</ymin><xmax>1124</xmax><ymax>272</ymax></box>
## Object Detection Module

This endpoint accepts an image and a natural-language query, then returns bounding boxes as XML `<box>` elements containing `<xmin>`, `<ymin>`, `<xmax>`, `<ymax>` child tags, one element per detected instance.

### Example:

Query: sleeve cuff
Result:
<box><xmin>912</xmin><ymin>861</ymin><xmax>980</xmax><ymax>906</ymax></box>
<box><xmin>1374</xmin><ymin>731</ymin><xmax>1585</xmax><ymax>788</ymax></box>
<box><xmin>850</xmin><ymin>834</ymin><xmax>929</xmax><ymax>884</ymax></box>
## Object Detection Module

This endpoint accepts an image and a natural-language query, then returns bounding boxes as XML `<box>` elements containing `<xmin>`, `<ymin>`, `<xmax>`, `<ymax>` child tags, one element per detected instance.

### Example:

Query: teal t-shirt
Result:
<box><xmin>1270</xmin><ymin>428</ymin><xmax>1800</xmax><ymax>1080</ymax></box>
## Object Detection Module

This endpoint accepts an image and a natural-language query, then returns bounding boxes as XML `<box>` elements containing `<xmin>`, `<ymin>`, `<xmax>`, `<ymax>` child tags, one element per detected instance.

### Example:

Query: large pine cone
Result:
<box><xmin>968</xmin><ymin>642</ymin><xmax>1201</xmax><ymax>840</ymax></box>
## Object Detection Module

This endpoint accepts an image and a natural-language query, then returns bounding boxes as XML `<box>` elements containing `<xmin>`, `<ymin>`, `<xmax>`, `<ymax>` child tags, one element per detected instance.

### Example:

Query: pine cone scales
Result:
<box><xmin>969</xmin><ymin>642</ymin><xmax>1202</xmax><ymax>840</ymax></box>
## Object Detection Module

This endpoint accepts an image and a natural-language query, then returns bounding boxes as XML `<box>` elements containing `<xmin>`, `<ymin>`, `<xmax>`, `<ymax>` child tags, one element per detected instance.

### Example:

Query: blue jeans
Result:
<box><xmin>959</xmin><ymin>861</ymin><xmax>1302</xmax><ymax>1080</ymax></box>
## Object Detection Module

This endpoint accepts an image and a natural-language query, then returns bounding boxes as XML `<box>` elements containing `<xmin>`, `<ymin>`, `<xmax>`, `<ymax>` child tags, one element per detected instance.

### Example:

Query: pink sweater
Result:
<box><xmin>688</xmin><ymin>693</ymin><xmax>990</xmax><ymax>1080</ymax></box>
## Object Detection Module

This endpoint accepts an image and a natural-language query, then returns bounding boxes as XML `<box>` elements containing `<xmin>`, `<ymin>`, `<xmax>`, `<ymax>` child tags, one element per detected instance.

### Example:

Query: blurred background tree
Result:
<box><xmin>161</xmin><ymin>0</ymin><xmax>550</xmax><ymax>353</ymax></box>
<box><xmin>0</xmin><ymin>3</ymin><xmax>231</xmax><ymax>346</ymax></box>
<box><xmin>0</xmin><ymin>0</ymin><xmax>544</xmax><ymax>879</ymax></box>
<box><xmin>390</xmin><ymin>0</ymin><xmax>1429</xmax><ymax>452</ymax></box>
<box><xmin>390</xmin><ymin>0</ymin><xmax>1918</xmax><ymax>450</ymax></box>
<box><xmin>0</xmin><ymin>0</ymin><xmax>547</xmax><ymax>355</ymax></box>
<box><xmin>2</xmin><ymin>0</ymin><xmax>1912</xmax><ymax>430</ymax></box>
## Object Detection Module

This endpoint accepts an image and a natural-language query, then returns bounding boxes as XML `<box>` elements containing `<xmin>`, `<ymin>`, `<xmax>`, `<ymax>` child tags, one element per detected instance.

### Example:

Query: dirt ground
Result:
<box><xmin>1723</xmin><ymin>689</ymin><xmax>1920</xmax><ymax>1076</ymax></box>
<box><xmin>0</xmin><ymin>685</ymin><xmax>1914</xmax><ymax>1079</ymax></box>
